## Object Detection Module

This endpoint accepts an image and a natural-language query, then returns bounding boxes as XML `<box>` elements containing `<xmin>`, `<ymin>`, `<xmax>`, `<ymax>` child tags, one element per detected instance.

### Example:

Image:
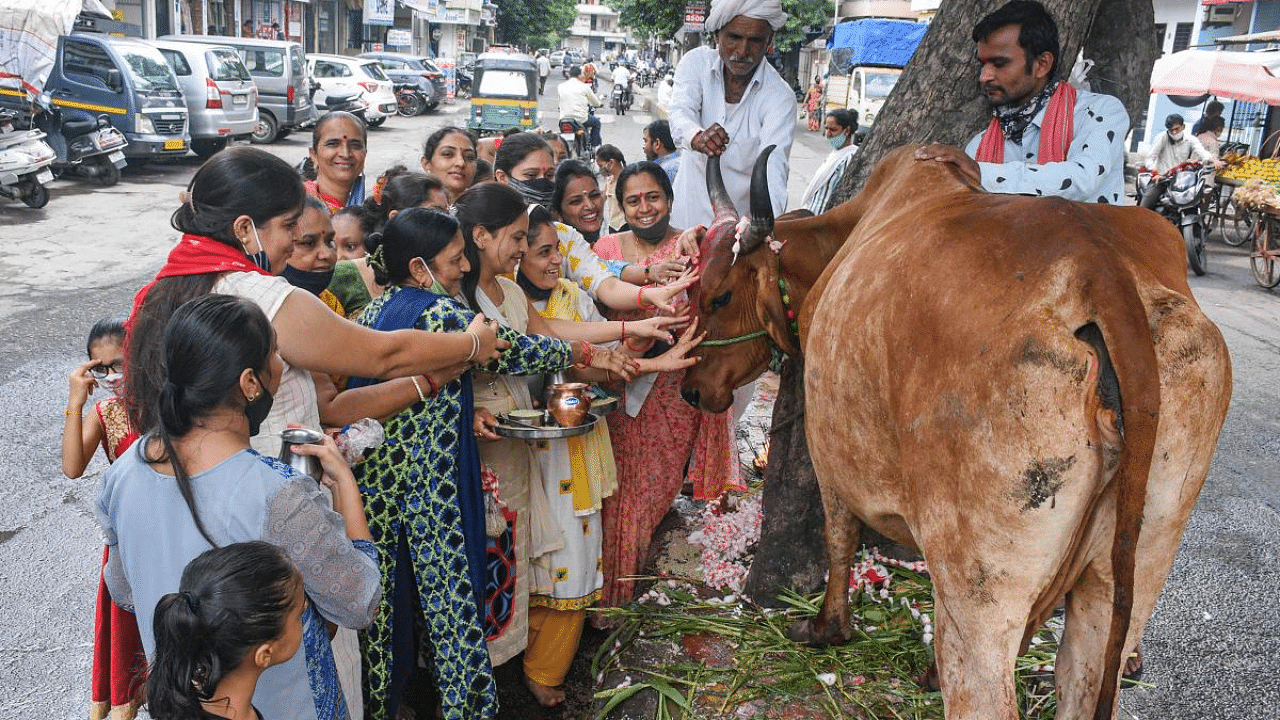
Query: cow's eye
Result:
<box><xmin>710</xmin><ymin>291</ymin><xmax>732</xmax><ymax>310</ymax></box>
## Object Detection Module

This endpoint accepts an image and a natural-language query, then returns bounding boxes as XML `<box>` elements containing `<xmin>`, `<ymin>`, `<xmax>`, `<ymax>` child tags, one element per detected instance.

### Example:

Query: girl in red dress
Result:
<box><xmin>61</xmin><ymin>318</ymin><xmax>144</xmax><ymax>720</ymax></box>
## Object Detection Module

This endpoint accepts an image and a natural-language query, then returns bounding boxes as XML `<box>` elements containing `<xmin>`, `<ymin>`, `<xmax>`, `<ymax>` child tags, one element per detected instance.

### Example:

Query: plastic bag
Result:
<box><xmin>335</xmin><ymin>417</ymin><xmax>385</xmax><ymax>465</ymax></box>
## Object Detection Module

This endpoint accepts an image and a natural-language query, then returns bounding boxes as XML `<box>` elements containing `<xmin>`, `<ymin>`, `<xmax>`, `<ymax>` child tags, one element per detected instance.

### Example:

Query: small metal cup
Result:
<box><xmin>279</xmin><ymin>427</ymin><xmax>325</xmax><ymax>482</ymax></box>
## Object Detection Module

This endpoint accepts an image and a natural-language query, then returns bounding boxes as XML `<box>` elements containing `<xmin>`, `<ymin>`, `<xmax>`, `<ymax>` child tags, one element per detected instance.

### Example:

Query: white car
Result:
<box><xmin>307</xmin><ymin>53</ymin><xmax>398</xmax><ymax>127</ymax></box>
<box><xmin>549</xmin><ymin>49</ymin><xmax>566</xmax><ymax>67</ymax></box>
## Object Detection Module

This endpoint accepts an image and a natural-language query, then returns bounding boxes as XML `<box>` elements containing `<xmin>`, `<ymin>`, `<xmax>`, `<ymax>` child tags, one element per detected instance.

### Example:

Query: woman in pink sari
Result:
<box><xmin>591</xmin><ymin>162</ymin><xmax>744</xmax><ymax>610</ymax></box>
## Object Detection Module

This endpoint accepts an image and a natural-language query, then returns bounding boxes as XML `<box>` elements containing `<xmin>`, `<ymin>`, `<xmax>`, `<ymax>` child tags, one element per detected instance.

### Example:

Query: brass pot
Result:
<box><xmin>546</xmin><ymin>382</ymin><xmax>592</xmax><ymax>427</ymax></box>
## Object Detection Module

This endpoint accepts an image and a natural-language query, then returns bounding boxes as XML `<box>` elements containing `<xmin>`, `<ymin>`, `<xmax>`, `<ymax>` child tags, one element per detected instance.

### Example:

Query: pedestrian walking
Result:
<box><xmin>537</xmin><ymin>52</ymin><xmax>551</xmax><ymax>95</ymax></box>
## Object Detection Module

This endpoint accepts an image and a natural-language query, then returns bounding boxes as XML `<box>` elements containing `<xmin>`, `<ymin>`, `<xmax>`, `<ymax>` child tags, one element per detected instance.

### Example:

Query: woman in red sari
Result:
<box><xmin>61</xmin><ymin>318</ymin><xmax>144</xmax><ymax>720</ymax></box>
<box><xmin>591</xmin><ymin>162</ymin><xmax>744</xmax><ymax>611</ymax></box>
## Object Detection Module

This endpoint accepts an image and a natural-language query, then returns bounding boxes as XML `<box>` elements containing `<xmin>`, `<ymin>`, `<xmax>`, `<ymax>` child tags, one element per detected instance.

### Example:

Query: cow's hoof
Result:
<box><xmin>915</xmin><ymin>661</ymin><xmax>940</xmax><ymax>691</ymax></box>
<box><xmin>787</xmin><ymin>618</ymin><xmax>845</xmax><ymax>647</ymax></box>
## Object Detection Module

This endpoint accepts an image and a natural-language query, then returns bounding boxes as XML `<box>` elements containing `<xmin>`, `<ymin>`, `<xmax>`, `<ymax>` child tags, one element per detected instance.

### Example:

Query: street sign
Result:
<box><xmin>682</xmin><ymin>0</ymin><xmax>706</xmax><ymax>33</ymax></box>
<box><xmin>387</xmin><ymin>28</ymin><xmax>412</xmax><ymax>47</ymax></box>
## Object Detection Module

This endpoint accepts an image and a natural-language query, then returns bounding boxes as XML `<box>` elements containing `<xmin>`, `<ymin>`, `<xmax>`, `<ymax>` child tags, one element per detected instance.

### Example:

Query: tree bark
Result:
<box><xmin>830</xmin><ymin>0</ymin><xmax>1157</xmax><ymax>203</ymax></box>
<box><xmin>746</xmin><ymin>0</ymin><xmax>1159</xmax><ymax>604</ymax></box>
<box><xmin>744</xmin><ymin>359</ymin><xmax>827</xmax><ymax>604</ymax></box>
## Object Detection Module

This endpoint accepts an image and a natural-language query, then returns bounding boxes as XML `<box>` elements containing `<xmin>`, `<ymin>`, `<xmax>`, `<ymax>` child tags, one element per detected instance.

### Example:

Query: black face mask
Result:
<box><xmin>508</xmin><ymin>177</ymin><xmax>556</xmax><ymax>208</ymax></box>
<box><xmin>245</xmin><ymin>371</ymin><xmax>274</xmax><ymax>437</ymax></box>
<box><xmin>632</xmin><ymin>215</ymin><xmax>671</xmax><ymax>244</ymax></box>
<box><xmin>281</xmin><ymin>264</ymin><xmax>335</xmax><ymax>296</ymax></box>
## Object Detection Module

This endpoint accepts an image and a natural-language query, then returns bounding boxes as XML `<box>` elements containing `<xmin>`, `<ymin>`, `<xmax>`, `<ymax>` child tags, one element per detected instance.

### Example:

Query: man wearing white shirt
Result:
<box><xmin>558</xmin><ymin>65</ymin><xmax>603</xmax><ymax>148</ymax></box>
<box><xmin>612</xmin><ymin>63</ymin><xmax>632</xmax><ymax>108</ymax></box>
<box><xmin>668</xmin><ymin>0</ymin><xmax>795</xmax><ymax>230</ymax></box>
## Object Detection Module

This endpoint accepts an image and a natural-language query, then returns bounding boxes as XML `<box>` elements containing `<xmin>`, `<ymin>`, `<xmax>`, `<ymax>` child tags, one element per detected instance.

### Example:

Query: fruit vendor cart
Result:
<box><xmin>1231</xmin><ymin>178</ymin><xmax>1280</xmax><ymax>288</ymax></box>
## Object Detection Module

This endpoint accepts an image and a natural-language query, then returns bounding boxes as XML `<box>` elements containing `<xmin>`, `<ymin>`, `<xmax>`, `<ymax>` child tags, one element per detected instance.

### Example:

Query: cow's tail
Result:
<box><xmin>1075</xmin><ymin>263</ymin><xmax>1161</xmax><ymax>720</ymax></box>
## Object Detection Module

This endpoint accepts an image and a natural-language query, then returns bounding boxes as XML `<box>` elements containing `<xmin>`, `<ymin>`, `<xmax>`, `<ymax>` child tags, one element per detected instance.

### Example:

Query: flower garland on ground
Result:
<box><xmin>687</xmin><ymin>494</ymin><xmax>764</xmax><ymax>592</ymax></box>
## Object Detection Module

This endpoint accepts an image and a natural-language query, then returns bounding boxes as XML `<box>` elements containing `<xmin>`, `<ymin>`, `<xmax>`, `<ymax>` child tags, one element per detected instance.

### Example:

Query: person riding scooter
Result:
<box><xmin>1140</xmin><ymin>113</ymin><xmax>1222</xmax><ymax>210</ymax></box>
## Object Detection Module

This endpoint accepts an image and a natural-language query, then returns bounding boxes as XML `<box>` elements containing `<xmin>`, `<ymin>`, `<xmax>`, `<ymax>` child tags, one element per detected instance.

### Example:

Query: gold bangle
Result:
<box><xmin>64</xmin><ymin>408</ymin><xmax>82</xmax><ymax>417</ymax></box>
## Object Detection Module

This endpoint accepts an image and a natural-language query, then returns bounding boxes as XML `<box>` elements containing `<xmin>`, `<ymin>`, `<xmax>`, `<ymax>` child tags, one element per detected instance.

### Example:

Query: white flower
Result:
<box><xmin>921</xmin><ymin>632</ymin><xmax>933</xmax><ymax>645</ymax></box>
<box><xmin>816</xmin><ymin>672</ymin><xmax>838</xmax><ymax>686</ymax></box>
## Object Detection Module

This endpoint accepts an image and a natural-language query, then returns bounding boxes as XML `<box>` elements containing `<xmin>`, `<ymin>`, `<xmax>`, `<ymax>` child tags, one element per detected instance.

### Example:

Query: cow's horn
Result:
<box><xmin>741</xmin><ymin>144</ymin><xmax>776</xmax><ymax>252</ymax></box>
<box><xmin>705</xmin><ymin>154</ymin><xmax>738</xmax><ymax>220</ymax></box>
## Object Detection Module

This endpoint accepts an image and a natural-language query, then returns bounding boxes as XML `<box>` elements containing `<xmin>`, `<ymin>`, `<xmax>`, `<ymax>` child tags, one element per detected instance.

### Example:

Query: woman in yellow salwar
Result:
<box><xmin>487</xmin><ymin>203</ymin><xmax>701</xmax><ymax>705</ymax></box>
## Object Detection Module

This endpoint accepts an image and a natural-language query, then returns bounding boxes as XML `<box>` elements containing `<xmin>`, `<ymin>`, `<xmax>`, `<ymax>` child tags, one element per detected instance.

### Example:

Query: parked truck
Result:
<box><xmin>0</xmin><ymin>0</ymin><xmax>190</xmax><ymax>164</ymax></box>
<box><xmin>823</xmin><ymin>18</ymin><xmax>927</xmax><ymax>132</ymax></box>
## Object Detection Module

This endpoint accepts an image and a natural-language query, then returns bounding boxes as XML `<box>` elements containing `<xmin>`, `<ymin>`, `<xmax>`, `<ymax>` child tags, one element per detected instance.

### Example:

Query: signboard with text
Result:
<box><xmin>682</xmin><ymin>1</ymin><xmax>706</xmax><ymax>33</ymax></box>
<box><xmin>364</xmin><ymin>0</ymin><xmax>394</xmax><ymax>26</ymax></box>
<box><xmin>386</xmin><ymin>28</ymin><xmax>412</xmax><ymax>47</ymax></box>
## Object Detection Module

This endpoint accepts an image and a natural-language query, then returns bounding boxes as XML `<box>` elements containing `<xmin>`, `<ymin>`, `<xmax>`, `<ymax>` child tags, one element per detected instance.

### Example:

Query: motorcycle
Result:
<box><xmin>611</xmin><ymin>81</ymin><xmax>631</xmax><ymax>116</ymax></box>
<box><xmin>558</xmin><ymin>106</ymin><xmax>598</xmax><ymax>159</ymax></box>
<box><xmin>395</xmin><ymin>83</ymin><xmax>426</xmax><ymax>117</ymax></box>
<box><xmin>1137</xmin><ymin>161</ymin><xmax>1214</xmax><ymax>276</ymax></box>
<box><xmin>0</xmin><ymin>109</ymin><xmax>56</xmax><ymax>208</ymax></box>
<box><xmin>33</xmin><ymin>94</ymin><xmax>127</xmax><ymax>186</ymax></box>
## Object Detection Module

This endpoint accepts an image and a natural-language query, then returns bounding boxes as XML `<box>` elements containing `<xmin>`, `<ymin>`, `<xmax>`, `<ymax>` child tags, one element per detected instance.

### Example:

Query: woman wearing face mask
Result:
<box><xmin>97</xmin><ymin>293</ymin><xmax>379</xmax><ymax>720</ymax></box>
<box><xmin>800</xmin><ymin>108</ymin><xmax>859</xmax><ymax>215</ymax></box>
<box><xmin>511</xmin><ymin>204</ymin><xmax>702</xmax><ymax>705</ymax></box>
<box><xmin>550</xmin><ymin>161</ymin><xmax>687</xmax><ymax>283</ymax></box>
<box><xmin>420</xmin><ymin>126</ymin><xmax>479</xmax><ymax>203</ymax></box>
<box><xmin>592</xmin><ymin>162</ymin><xmax>744</xmax><ymax>612</ymax></box>
<box><xmin>493</xmin><ymin>133</ymin><xmax>693</xmax><ymax>310</ymax></box>
<box><xmin>347</xmin><ymin>204</ymin><xmax>634</xmax><ymax>720</ymax></box>
<box><xmin>306</xmin><ymin>111</ymin><xmax>369</xmax><ymax>213</ymax></box>
<box><xmin>126</xmin><ymin>146</ymin><xmax>503</xmax><ymax>461</ymax></box>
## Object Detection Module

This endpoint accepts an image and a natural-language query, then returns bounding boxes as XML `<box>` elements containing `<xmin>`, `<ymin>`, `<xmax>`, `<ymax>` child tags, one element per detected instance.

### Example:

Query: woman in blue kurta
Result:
<box><xmin>349</xmin><ymin>197</ymin><xmax>635</xmax><ymax>720</ymax></box>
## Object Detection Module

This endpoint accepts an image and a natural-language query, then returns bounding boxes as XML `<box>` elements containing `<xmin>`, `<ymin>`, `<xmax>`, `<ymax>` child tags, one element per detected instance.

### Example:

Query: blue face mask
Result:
<box><xmin>827</xmin><ymin>132</ymin><xmax>849</xmax><ymax>150</ymax></box>
<box><xmin>246</xmin><ymin>219</ymin><xmax>271</xmax><ymax>272</ymax></box>
<box><xmin>281</xmin><ymin>264</ymin><xmax>335</xmax><ymax>296</ymax></box>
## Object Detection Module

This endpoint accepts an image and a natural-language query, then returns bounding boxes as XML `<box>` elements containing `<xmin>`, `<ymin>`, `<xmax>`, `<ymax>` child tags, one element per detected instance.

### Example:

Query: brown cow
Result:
<box><xmin>681</xmin><ymin>145</ymin><xmax>1232</xmax><ymax>720</ymax></box>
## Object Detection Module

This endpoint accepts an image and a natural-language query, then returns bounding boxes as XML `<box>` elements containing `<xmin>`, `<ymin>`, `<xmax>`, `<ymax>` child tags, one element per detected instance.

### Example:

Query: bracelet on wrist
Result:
<box><xmin>410</xmin><ymin>376</ymin><xmax>428</xmax><ymax>403</ymax></box>
<box><xmin>64</xmin><ymin>408</ymin><xmax>82</xmax><ymax>418</ymax></box>
<box><xmin>465</xmin><ymin>330</ymin><xmax>480</xmax><ymax>362</ymax></box>
<box><xmin>637</xmin><ymin>286</ymin><xmax>655</xmax><ymax>310</ymax></box>
<box><xmin>423</xmin><ymin>374</ymin><xmax>439</xmax><ymax>397</ymax></box>
<box><xmin>620</xmin><ymin>320</ymin><xmax>626</xmax><ymax>340</ymax></box>
<box><xmin>623</xmin><ymin>336</ymin><xmax>654</xmax><ymax>353</ymax></box>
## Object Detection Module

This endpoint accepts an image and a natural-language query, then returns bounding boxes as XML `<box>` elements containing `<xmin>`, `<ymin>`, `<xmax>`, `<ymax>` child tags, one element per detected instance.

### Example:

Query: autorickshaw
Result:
<box><xmin>466</xmin><ymin>53</ymin><xmax>539</xmax><ymax>135</ymax></box>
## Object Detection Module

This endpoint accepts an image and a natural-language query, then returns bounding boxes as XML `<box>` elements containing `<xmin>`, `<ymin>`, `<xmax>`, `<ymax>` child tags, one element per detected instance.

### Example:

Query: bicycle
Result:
<box><xmin>1251</xmin><ymin>210</ymin><xmax>1280</xmax><ymax>288</ymax></box>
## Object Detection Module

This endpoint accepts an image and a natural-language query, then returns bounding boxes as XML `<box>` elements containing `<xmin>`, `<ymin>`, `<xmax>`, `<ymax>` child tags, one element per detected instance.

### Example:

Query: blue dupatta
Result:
<box><xmin>348</xmin><ymin>287</ymin><xmax>487</xmax><ymax>619</ymax></box>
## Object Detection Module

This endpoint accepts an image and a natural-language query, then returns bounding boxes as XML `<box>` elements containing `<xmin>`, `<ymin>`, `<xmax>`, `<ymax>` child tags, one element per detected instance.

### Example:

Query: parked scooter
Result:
<box><xmin>0</xmin><ymin>109</ymin><xmax>56</xmax><ymax>208</ymax></box>
<box><xmin>33</xmin><ymin>94</ymin><xmax>127</xmax><ymax>186</ymax></box>
<box><xmin>1137</xmin><ymin>160</ymin><xmax>1213</xmax><ymax>276</ymax></box>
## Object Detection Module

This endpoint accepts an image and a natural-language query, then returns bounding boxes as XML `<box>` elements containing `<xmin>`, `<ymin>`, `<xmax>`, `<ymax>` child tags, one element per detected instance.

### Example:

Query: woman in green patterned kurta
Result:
<box><xmin>349</xmin><ymin>202</ymin><xmax>635</xmax><ymax>720</ymax></box>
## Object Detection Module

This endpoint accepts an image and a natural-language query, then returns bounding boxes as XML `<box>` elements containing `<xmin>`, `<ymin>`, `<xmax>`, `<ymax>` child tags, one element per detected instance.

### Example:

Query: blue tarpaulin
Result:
<box><xmin>827</xmin><ymin>19</ymin><xmax>927</xmax><ymax>72</ymax></box>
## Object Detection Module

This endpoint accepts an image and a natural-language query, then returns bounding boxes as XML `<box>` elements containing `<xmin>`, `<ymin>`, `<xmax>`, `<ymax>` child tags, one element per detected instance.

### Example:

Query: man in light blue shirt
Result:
<box><xmin>643</xmin><ymin>119</ymin><xmax>682</xmax><ymax>187</ymax></box>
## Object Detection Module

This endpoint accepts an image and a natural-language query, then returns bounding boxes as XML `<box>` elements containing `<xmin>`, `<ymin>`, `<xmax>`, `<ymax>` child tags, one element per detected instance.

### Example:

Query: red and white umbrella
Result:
<box><xmin>1150</xmin><ymin>49</ymin><xmax>1280</xmax><ymax>105</ymax></box>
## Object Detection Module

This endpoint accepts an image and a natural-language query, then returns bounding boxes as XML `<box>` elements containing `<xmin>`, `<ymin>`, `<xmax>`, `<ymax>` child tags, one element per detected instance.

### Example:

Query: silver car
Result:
<box><xmin>152</xmin><ymin>39</ymin><xmax>257</xmax><ymax>157</ymax></box>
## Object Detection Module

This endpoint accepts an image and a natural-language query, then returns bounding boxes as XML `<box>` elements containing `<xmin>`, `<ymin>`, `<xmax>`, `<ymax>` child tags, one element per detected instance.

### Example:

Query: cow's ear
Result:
<box><xmin>754</xmin><ymin>264</ymin><xmax>802</xmax><ymax>357</ymax></box>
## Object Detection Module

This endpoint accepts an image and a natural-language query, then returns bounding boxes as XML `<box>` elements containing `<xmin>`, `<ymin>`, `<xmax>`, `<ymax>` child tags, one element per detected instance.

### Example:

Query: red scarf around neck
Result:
<box><xmin>126</xmin><ymin>234</ymin><xmax>270</xmax><ymax>334</ymax></box>
<box><xmin>974</xmin><ymin>82</ymin><xmax>1077</xmax><ymax>164</ymax></box>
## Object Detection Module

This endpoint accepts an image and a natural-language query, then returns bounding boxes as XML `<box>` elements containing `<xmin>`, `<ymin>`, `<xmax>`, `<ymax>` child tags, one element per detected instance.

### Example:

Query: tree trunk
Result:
<box><xmin>746</xmin><ymin>0</ymin><xmax>1159</xmax><ymax>604</ymax></box>
<box><xmin>831</xmin><ymin>0</ymin><xmax>1157</xmax><ymax>203</ymax></box>
<box><xmin>744</xmin><ymin>359</ymin><xmax>827</xmax><ymax>604</ymax></box>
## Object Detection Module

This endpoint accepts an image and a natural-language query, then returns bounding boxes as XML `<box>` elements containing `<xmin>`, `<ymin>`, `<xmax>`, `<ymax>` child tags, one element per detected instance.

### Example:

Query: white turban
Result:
<box><xmin>704</xmin><ymin>0</ymin><xmax>788</xmax><ymax>33</ymax></box>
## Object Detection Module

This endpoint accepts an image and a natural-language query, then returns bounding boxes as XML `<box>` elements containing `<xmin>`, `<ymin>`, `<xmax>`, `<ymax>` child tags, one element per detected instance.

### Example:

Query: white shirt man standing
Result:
<box><xmin>536</xmin><ymin>52</ymin><xmax>551</xmax><ymax>95</ymax></box>
<box><xmin>668</xmin><ymin>0</ymin><xmax>795</xmax><ymax>230</ymax></box>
